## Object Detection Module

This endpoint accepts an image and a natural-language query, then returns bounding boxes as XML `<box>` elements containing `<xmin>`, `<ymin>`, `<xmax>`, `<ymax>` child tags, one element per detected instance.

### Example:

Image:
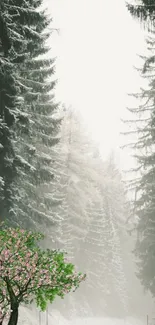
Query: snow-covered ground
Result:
<box><xmin>4</xmin><ymin>306</ymin><xmax>68</xmax><ymax>325</ymax></box>
<box><xmin>3</xmin><ymin>306</ymin><xmax>144</xmax><ymax>325</ymax></box>
<box><xmin>69</xmin><ymin>317</ymin><xmax>144</xmax><ymax>325</ymax></box>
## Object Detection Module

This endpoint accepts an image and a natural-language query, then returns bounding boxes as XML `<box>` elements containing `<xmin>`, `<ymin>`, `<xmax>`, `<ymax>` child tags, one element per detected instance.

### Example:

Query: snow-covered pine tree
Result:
<box><xmin>1</xmin><ymin>0</ymin><xmax>62</xmax><ymax>228</ymax></box>
<box><xmin>0</xmin><ymin>7</ymin><xmax>22</xmax><ymax>221</ymax></box>
<box><xmin>50</xmin><ymin>108</ymin><xmax>129</xmax><ymax>318</ymax></box>
<box><xmin>55</xmin><ymin>109</ymin><xmax>99</xmax><ymax>258</ymax></box>
<box><xmin>74</xmin><ymin>153</ymin><xmax>129</xmax><ymax>318</ymax></box>
<box><xmin>101</xmin><ymin>157</ymin><xmax>128</xmax><ymax>316</ymax></box>
<box><xmin>49</xmin><ymin>108</ymin><xmax>102</xmax><ymax>318</ymax></box>
<box><xmin>126</xmin><ymin>0</ymin><xmax>155</xmax><ymax>29</ymax></box>
<box><xmin>78</xmin><ymin>187</ymin><xmax>113</xmax><ymax>316</ymax></box>
<box><xmin>123</xmin><ymin>33</ymin><xmax>155</xmax><ymax>299</ymax></box>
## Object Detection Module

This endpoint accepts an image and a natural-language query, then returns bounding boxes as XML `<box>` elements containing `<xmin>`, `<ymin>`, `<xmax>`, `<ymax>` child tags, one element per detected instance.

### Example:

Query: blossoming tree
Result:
<box><xmin>0</xmin><ymin>225</ymin><xmax>86</xmax><ymax>325</ymax></box>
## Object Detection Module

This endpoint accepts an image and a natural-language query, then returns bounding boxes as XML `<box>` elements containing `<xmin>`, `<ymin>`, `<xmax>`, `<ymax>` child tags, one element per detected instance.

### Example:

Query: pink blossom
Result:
<box><xmin>0</xmin><ymin>227</ymin><xmax>85</xmax><ymax>318</ymax></box>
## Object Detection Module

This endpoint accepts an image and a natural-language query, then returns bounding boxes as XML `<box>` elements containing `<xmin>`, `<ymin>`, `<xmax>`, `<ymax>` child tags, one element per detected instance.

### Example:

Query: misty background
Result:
<box><xmin>1</xmin><ymin>0</ymin><xmax>155</xmax><ymax>324</ymax></box>
<box><xmin>33</xmin><ymin>0</ymin><xmax>155</xmax><ymax>322</ymax></box>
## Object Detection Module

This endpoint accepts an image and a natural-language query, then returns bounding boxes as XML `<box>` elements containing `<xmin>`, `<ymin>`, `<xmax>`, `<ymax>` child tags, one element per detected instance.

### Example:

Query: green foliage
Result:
<box><xmin>0</xmin><ymin>224</ymin><xmax>85</xmax><ymax>324</ymax></box>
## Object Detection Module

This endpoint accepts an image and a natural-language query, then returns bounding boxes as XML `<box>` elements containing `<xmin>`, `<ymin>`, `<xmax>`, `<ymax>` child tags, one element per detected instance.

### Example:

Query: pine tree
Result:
<box><xmin>122</xmin><ymin>32</ymin><xmax>155</xmax><ymax>298</ymax></box>
<box><xmin>64</xmin><ymin>111</ymin><xmax>99</xmax><ymax>256</ymax></box>
<box><xmin>77</xmin><ymin>155</ymin><xmax>129</xmax><ymax>318</ymax></box>
<box><xmin>51</xmin><ymin>109</ymin><xmax>129</xmax><ymax>317</ymax></box>
<box><xmin>126</xmin><ymin>0</ymin><xmax>155</xmax><ymax>28</ymax></box>
<box><xmin>0</xmin><ymin>0</ymin><xmax>62</xmax><ymax>228</ymax></box>
<box><xmin>126</xmin><ymin>1</ymin><xmax>155</xmax><ymax>95</ymax></box>
<box><xmin>42</xmin><ymin>107</ymin><xmax>130</xmax><ymax>318</ymax></box>
<box><xmin>48</xmin><ymin>109</ymin><xmax>102</xmax><ymax>317</ymax></box>
<box><xmin>0</xmin><ymin>8</ymin><xmax>21</xmax><ymax>221</ymax></box>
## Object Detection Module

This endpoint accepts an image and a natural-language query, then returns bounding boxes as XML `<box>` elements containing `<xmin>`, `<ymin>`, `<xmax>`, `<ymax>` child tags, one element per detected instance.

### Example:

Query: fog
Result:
<box><xmin>1</xmin><ymin>0</ymin><xmax>155</xmax><ymax>324</ymax></box>
<box><xmin>38</xmin><ymin>0</ymin><xmax>154</xmax><ymax>323</ymax></box>
<box><xmin>17</xmin><ymin>0</ymin><xmax>155</xmax><ymax>323</ymax></box>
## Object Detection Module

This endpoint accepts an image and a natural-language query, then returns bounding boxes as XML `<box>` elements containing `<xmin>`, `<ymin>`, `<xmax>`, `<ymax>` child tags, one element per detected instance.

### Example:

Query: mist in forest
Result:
<box><xmin>1</xmin><ymin>0</ymin><xmax>155</xmax><ymax>324</ymax></box>
<box><xmin>39</xmin><ymin>0</ymin><xmax>155</xmax><ymax>322</ymax></box>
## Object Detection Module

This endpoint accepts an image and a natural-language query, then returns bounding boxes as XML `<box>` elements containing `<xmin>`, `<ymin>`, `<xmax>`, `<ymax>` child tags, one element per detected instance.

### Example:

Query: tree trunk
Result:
<box><xmin>5</xmin><ymin>277</ymin><xmax>19</xmax><ymax>325</ymax></box>
<box><xmin>7</xmin><ymin>307</ymin><xmax>18</xmax><ymax>325</ymax></box>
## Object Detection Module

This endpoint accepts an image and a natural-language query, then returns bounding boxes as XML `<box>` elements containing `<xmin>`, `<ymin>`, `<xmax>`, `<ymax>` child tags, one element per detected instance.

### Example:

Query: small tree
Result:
<box><xmin>0</xmin><ymin>224</ymin><xmax>86</xmax><ymax>325</ymax></box>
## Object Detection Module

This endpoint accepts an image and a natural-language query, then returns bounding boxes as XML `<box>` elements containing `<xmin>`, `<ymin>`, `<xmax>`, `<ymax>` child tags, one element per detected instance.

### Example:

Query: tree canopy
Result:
<box><xmin>0</xmin><ymin>224</ymin><xmax>85</xmax><ymax>325</ymax></box>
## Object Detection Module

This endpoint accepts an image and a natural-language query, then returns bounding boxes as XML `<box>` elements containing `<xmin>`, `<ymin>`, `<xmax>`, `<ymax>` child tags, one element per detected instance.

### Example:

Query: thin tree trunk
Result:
<box><xmin>5</xmin><ymin>277</ymin><xmax>19</xmax><ymax>325</ymax></box>
<box><xmin>7</xmin><ymin>307</ymin><xmax>18</xmax><ymax>325</ymax></box>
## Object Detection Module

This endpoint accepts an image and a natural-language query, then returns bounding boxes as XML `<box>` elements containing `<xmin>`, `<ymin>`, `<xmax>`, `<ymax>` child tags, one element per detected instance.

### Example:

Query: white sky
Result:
<box><xmin>45</xmin><ymin>0</ymin><xmax>147</xmax><ymax>171</ymax></box>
